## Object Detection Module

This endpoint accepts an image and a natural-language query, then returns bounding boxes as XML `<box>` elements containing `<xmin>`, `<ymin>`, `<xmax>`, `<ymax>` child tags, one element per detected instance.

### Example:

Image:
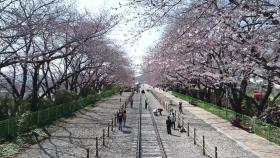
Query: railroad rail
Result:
<box><xmin>136</xmin><ymin>92</ymin><xmax>167</xmax><ymax>158</ymax></box>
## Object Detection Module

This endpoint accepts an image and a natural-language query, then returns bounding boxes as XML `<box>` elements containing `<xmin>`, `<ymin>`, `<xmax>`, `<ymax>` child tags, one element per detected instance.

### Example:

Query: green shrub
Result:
<box><xmin>85</xmin><ymin>94</ymin><xmax>96</xmax><ymax>105</ymax></box>
<box><xmin>0</xmin><ymin>96</ymin><xmax>13</xmax><ymax>120</ymax></box>
<box><xmin>121</xmin><ymin>86</ymin><xmax>131</xmax><ymax>92</ymax></box>
<box><xmin>103</xmin><ymin>85</ymin><xmax>113</xmax><ymax>91</ymax></box>
<box><xmin>16</xmin><ymin>111</ymin><xmax>32</xmax><ymax>134</ymax></box>
<box><xmin>101</xmin><ymin>91</ymin><xmax>110</xmax><ymax>98</ymax></box>
<box><xmin>77</xmin><ymin>98</ymin><xmax>87</xmax><ymax>107</ymax></box>
<box><xmin>17</xmin><ymin>100</ymin><xmax>31</xmax><ymax>115</ymax></box>
<box><xmin>0</xmin><ymin>142</ymin><xmax>20</xmax><ymax>157</ymax></box>
<box><xmin>242</xmin><ymin>97</ymin><xmax>256</xmax><ymax>116</ymax></box>
<box><xmin>95</xmin><ymin>95</ymin><xmax>102</xmax><ymax>102</ymax></box>
<box><xmin>37</xmin><ymin>99</ymin><xmax>55</xmax><ymax>110</ymax></box>
<box><xmin>53</xmin><ymin>90</ymin><xmax>78</xmax><ymax>105</ymax></box>
<box><xmin>79</xmin><ymin>87</ymin><xmax>97</xmax><ymax>97</ymax></box>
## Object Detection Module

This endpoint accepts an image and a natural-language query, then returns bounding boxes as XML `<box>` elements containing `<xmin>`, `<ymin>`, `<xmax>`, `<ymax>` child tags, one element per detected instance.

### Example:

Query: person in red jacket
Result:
<box><xmin>232</xmin><ymin>114</ymin><xmax>241</xmax><ymax>127</ymax></box>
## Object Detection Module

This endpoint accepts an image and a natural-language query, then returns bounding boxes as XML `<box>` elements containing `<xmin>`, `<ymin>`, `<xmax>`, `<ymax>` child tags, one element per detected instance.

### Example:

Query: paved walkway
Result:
<box><xmin>151</xmin><ymin>86</ymin><xmax>280</xmax><ymax>158</ymax></box>
<box><xmin>16</xmin><ymin>93</ymin><xmax>131</xmax><ymax>158</ymax></box>
<box><xmin>99</xmin><ymin>94</ymin><xmax>140</xmax><ymax>158</ymax></box>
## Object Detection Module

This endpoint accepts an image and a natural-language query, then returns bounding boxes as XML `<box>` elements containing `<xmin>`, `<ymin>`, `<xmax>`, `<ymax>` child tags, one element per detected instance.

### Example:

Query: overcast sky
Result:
<box><xmin>77</xmin><ymin>0</ymin><xmax>163</xmax><ymax>75</ymax></box>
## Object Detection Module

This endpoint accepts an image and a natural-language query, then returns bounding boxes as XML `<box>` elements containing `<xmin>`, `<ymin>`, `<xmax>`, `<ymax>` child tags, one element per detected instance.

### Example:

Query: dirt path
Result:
<box><xmin>99</xmin><ymin>93</ymin><xmax>140</xmax><ymax>158</ymax></box>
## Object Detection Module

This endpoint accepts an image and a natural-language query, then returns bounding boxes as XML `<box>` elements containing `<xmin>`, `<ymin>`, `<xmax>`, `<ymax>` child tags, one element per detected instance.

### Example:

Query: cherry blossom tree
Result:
<box><xmin>0</xmin><ymin>0</ymin><xmax>134</xmax><ymax>115</ymax></box>
<box><xmin>143</xmin><ymin>0</ymin><xmax>280</xmax><ymax>115</ymax></box>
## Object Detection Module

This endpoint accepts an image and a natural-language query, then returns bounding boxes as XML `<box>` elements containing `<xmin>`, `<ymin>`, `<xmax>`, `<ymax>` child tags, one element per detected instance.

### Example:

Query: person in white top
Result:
<box><xmin>153</xmin><ymin>109</ymin><xmax>158</xmax><ymax>116</ymax></box>
<box><xmin>170</xmin><ymin>113</ymin><xmax>176</xmax><ymax>129</ymax></box>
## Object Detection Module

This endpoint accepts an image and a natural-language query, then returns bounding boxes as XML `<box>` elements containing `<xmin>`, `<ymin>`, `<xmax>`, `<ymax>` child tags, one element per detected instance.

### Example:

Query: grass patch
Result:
<box><xmin>172</xmin><ymin>91</ymin><xmax>280</xmax><ymax>145</ymax></box>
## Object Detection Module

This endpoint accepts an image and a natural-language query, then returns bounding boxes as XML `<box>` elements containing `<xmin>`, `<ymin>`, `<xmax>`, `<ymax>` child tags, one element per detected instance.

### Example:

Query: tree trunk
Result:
<box><xmin>227</xmin><ymin>79</ymin><xmax>248</xmax><ymax>113</ymax></box>
<box><xmin>31</xmin><ymin>65</ymin><xmax>40</xmax><ymax>111</ymax></box>
<box><xmin>257</xmin><ymin>81</ymin><xmax>273</xmax><ymax>116</ymax></box>
<box><xmin>20</xmin><ymin>63</ymin><xmax>28</xmax><ymax>99</ymax></box>
<box><xmin>206</xmin><ymin>88</ymin><xmax>211</xmax><ymax>102</ymax></box>
<box><xmin>214</xmin><ymin>88</ymin><xmax>223</xmax><ymax>106</ymax></box>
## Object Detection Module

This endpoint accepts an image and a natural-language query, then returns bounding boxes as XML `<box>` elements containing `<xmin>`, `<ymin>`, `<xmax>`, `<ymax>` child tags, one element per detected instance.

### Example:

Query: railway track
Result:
<box><xmin>137</xmin><ymin>93</ymin><xmax>167</xmax><ymax>158</ymax></box>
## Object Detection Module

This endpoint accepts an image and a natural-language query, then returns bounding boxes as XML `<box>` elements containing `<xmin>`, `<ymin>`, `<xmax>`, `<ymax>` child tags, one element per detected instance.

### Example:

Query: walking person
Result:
<box><xmin>131</xmin><ymin>99</ymin><xmax>133</xmax><ymax>108</ymax></box>
<box><xmin>117</xmin><ymin>110</ymin><xmax>123</xmax><ymax>131</ymax></box>
<box><xmin>166</xmin><ymin>116</ymin><xmax>172</xmax><ymax>134</ymax></box>
<box><xmin>170</xmin><ymin>112</ymin><xmax>176</xmax><ymax>129</ymax></box>
<box><xmin>115</xmin><ymin>111</ymin><xmax>118</xmax><ymax>125</ymax></box>
<box><xmin>179</xmin><ymin>102</ymin><xmax>183</xmax><ymax>114</ymax></box>
<box><xmin>145</xmin><ymin>98</ymin><xmax>148</xmax><ymax>109</ymax></box>
<box><xmin>158</xmin><ymin>108</ymin><xmax>163</xmax><ymax>116</ymax></box>
<box><xmin>123</xmin><ymin>110</ymin><xmax>127</xmax><ymax>127</ymax></box>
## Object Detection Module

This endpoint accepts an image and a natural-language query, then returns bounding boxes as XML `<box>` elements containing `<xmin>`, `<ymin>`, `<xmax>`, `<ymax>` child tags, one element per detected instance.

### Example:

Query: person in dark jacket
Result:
<box><xmin>123</xmin><ymin>110</ymin><xmax>127</xmax><ymax>127</ymax></box>
<box><xmin>166</xmin><ymin>116</ymin><xmax>172</xmax><ymax>134</ymax></box>
<box><xmin>145</xmin><ymin>98</ymin><xmax>148</xmax><ymax>109</ymax></box>
<box><xmin>131</xmin><ymin>99</ymin><xmax>133</xmax><ymax>108</ymax></box>
<box><xmin>117</xmin><ymin>110</ymin><xmax>123</xmax><ymax>130</ymax></box>
<box><xmin>179</xmin><ymin>102</ymin><xmax>183</xmax><ymax>113</ymax></box>
<box><xmin>158</xmin><ymin>108</ymin><xmax>163</xmax><ymax>116</ymax></box>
